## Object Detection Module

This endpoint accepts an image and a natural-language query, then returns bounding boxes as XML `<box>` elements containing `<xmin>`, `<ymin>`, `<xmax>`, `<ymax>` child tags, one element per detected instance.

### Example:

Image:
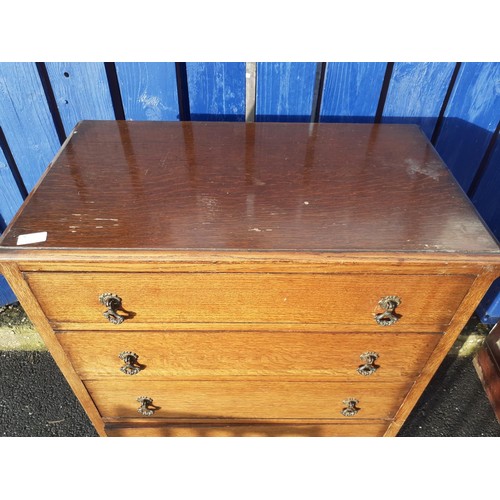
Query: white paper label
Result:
<box><xmin>16</xmin><ymin>231</ymin><xmax>48</xmax><ymax>246</ymax></box>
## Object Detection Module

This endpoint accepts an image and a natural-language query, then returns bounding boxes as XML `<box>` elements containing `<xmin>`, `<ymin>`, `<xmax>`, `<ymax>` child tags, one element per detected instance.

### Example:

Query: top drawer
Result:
<box><xmin>24</xmin><ymin>271</ymin><xmax>474</xmax><ymax>331</ymax></box>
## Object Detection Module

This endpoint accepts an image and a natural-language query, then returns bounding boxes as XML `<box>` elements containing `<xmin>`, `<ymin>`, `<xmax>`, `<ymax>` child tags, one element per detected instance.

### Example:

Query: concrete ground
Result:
<box><xmin>0</xmin><ymin>303</ymin><xmax>499</xmax><ymax>437</ymax></box>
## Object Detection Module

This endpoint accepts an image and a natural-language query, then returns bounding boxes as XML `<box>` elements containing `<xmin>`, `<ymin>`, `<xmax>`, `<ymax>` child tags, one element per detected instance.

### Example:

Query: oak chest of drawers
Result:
<box><xmin>1</xmin><ymin>120</ymin><xmax>499</xmax><ymax>437</ymax></box>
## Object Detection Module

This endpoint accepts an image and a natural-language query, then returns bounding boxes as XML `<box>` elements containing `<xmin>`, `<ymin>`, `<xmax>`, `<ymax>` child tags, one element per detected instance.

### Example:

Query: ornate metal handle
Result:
<box><xmin>99</xmin><ymin>292</ymin><xmax>126</xmax><ymax>324</ymax></box>
<box><xmin>357</xmin><ymin>351</ymin><xmax>379</xmax><ymax>376</ymax></box>
<box><xmin>374</xmin><ymin>295</ymin><xmax>401</xmax><ymax>326</ymax></box>
<box><xmin>137</xmin><ymin>396</ymin><xmax>155</xmax><ymax>416</ymax></box>
<box><xmin>119</xmin><ymin>351</ymin><xmax>141</xmax><ymax>376</ymax></box>
<box><xmin>341</xmin><ymin>398</ymin><xmax>360</xmax><ymax>417</ymax></box>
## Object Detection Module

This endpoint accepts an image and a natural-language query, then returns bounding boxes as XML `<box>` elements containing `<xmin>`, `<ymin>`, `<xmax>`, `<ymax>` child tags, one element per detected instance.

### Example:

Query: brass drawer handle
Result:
<box><xmin>357</xmin><ymin>351</ymin><xmax>379</xmax><ymax>376</ymax></box>
<box><xmin>137</xmin><ymin>396</ymin><xmax>155</xmax><ymax>416</ymax></box>
<box><xmin>99</xmin><ymin>292</ymin><xmax>126</xmax><ymax>325</ymax></box>
<box><xmin>341</xmin><ymin>398</ymin><xmax>360</xmax><ymax>417</ymax></box>
<box><xmin>374</xmin><ymin>295</ymin><xmax>401</xmax><ymax>326</ymax></box>
<box><xmin>119</xmin><ymin>351</ymin><xmax>141</xmax><ymax>376</ymax></box>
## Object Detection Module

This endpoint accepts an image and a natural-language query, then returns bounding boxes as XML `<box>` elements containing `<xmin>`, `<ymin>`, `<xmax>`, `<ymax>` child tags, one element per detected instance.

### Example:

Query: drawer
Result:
<box><xmin>59</xmin><ymin>331</ymin><xmax>441</xmax><ymax>380</ymax></box>
<box><xmin>25</xmin><ymin>271</ymin><xmax>474</xmax><ymax>330</ymax></box>
<box><xmin>104</xmin><ymin>421</ymin><xmax>389</xmax><ymax>437</ymax></box>
<box><xmin>85</xmin><ymin>379</ymin><xmax>413</xmax><ymax>420</ymax></box>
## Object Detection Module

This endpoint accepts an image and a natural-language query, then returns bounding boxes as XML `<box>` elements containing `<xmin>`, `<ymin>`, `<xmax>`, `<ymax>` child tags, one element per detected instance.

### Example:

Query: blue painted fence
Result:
<box><xmin>0</xmin><ymin>62</ymin><xmax>499</xmax><ymax>322</ymax></box>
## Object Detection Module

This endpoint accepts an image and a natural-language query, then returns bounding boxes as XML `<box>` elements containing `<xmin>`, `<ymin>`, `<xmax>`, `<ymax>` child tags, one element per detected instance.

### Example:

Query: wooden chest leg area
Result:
<box><xmin>473</xmin><ymin>323</ymin><xmax>500</xmax><ymax>423</ymax></box>
<box><xmin>103</xmin><ymin>421</ymin><xmax>390</xmax><ymax>437</ymax></box>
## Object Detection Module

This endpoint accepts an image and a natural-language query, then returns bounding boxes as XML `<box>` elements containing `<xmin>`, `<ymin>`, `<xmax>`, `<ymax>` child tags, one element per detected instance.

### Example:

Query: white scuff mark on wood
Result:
<box><xmin>94</xmin><ymin>218</ymin><xmax>118</xmax><ymax>221</ymax></box>
<box><xmin>95</xmin><ymin>226</ymin><xmax>103</xmax><ymax>229</ymax></box>
<box><xmin>249</xmin><ymin>228</ymin><xmax>261</xmax><ymax>232</ymax></box>
<box><xmin>304</xmin><ymin>201</ymin><xmax>309</xmax><ymax>205</ymax></box>
<box><xmin>72</xmin><ymin>213</ymin><xmax>81</xmax><ymax>216</ymax></box>
<box><xmin>69</xmin><ymin>226</ymin><xmax>79</xmax><ymax>229</ymax></box>
<box><xmin>422</xmin><ymin>243</ymin><xmax>445</xmax><ymax>250</ymax></box>
<box><xmin>405</xmin><ymin>158</ymin><xmax>442</xmax><ymax>180</ymax></box>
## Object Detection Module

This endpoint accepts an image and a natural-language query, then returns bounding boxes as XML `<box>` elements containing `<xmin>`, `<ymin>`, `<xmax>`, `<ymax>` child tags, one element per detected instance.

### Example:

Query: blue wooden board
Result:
<box><xmin>320</xmin><ymin>63</ymin><xmax>387</xmax><ymax>122</ymax></box>
<box><xmin>0</xmin><ymin>60</ymin><xmax>499</xmax><ymax>310</ymax></box>
<box><xmin>471</xmin><ymin>137</ymin><xmax>500</xmax><ymax>239</ymax></box>
<box><xmin>0</xmin><ymin>275</ymin><xmax>16</xmax><ymax>305</ymax></box>
<box><xmin>382</xmin><ymin>62</ymin><xmax>455</xmax><ymax>139</ymax></box>
<box><xmin>255</xmin><ymin>63</ymin><xmax>317</xmax><ymax>122</ymax></box>
<box><xmin>471</xmin><ymin>137</ymin><xmax>500</xmax><ymax>323</ymax></box>
<box><xmin>186</xmin><ymin>63</ymin><xmax>246</xmax><ymax>121</ymax></box>
<box><xmin>0</xmin><ymin>148</ymin><xmax>24</xmax><ymax>231</ymax></box>
<box><xmin>45</xmin><ymin>62</ymin><xmax>116</xmax><ymax>135</ymax></box>
<box><xmin>0</xmin><ymin>63</ymin><xmax>61</xmax><ymax>191</ymax></box>
<box><xmin>115</xmin><ymin>63</ymin><xmax>179</xmax><ymax>121</ymax></box>
<box><xmin>0</xmin><ymin>148</ymin><xmax>22</xmax><ymax>304</ymax></box>
<box><xmin>476</xmin><ymin>278</ymin><xmax>500</xmax><ymax>324</ymax></box>
<box><xmin>435</xmin><ymin>62</ymin><xmax>500</xmax><ymax>191</ymax></box>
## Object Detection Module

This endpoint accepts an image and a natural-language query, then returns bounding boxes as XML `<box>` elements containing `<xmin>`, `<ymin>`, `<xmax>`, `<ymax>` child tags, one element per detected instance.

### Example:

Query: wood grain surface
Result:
<box><xmin>320</xmin><ymin>63</ymin><xmax>387</xmax><ymax>122</ymax></box>
<box><xmin>58</xmin><ymin>331</ymin><xmax>441</xmax><ymax>380</ymax></box>
<box><xmin>104</xmin><ymin>421</ymin><xmax>389</xmax><ymax>437</ymax></box>
<box><xmin>0</xmin><ymin>146</ymin><xmax>24</xmax><ymax>228</ymax></box>
<box><xmin>434</xmin><ymin>62</ymin><xmax>500</xmax><ymax>192</ymax></box>
<box><xmin>381</xmin><ymin>62</ymin><xmax>456</xmax><ymax>139</ymax></box>
<box><xmin>472</xmin><ymin>139</ymin><xmax>500</xmax><ymax>239</ymax></box>
<box><xmin>186</xmin><ymin>63</ymin><xmax>246</xmax><ymax>121</ymax></box>
<box><xmin>24</xmin><ymin>271</ymin><xmax>474</xmax><ymax>329</ymax></box>
<box><xmin>1</xmin><ymin>121</ymin><xmax>498</xmax><ymax>254</ymax></box>
<box><xmin>44</xmin><ymin>63</ymin><xmax>115</xmax><ymax>135</ymax></box>
<box><xmin>255</xmin><ymin>63</ymin><xmax>317</xmax><ymax>122</ymax></box>
<box><xmin>0</xmin><ymin>62</ymin><xmax>60</xmax><ymax>191</ymax></box>
<box><xmin>1</xmin><ymin>121</ymin><xmax>499</xmax><ymax>438</ymax></box>
<box><xmin>85</xmin><ymin>379</ymin><xmax>412</xmax><ymax>420</ymax></box>
<box><xmin>115</xmin><ymin>62</ymin><xmax>179</xmax><ymax>121</ymax></box>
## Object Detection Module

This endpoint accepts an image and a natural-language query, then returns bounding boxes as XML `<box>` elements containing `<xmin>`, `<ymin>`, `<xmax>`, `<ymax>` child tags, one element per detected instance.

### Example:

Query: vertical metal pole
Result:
<box><xmin>245</xmin><ymin>62</ymin><xmax>257</xmax><ymax>122</ymax></box>
<box><xmin>310</xmin><ymin>62</ymin><xmax>326</xmax><ymax>123</ymax></box>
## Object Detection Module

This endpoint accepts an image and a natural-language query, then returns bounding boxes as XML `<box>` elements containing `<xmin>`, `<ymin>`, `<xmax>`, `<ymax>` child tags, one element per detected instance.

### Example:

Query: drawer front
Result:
<box><xmin>85</xmin><ymin>379</ymin><xmax>413</xmax><ymax>420</ymax></box>
<box><xmin>104</xmin><ymin>421</ymin><xmax>389</xmax><ymax>437</ymax></box>
<box><xmin>59</xmin><ymin>331</ymin><xmax>441</xmax><ymax>380</ymax></box>
<box><xmin>25</xmin><ymin>271</ymin><xmax>474</xmax><ymax>329</ymax></box>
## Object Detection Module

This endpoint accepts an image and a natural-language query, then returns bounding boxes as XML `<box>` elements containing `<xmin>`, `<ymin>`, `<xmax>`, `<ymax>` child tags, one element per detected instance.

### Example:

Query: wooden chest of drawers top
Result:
<box><xmin>0</xmin><ymin>120</ymin><xmax>498</xmax><ymax>258</ymax></box>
